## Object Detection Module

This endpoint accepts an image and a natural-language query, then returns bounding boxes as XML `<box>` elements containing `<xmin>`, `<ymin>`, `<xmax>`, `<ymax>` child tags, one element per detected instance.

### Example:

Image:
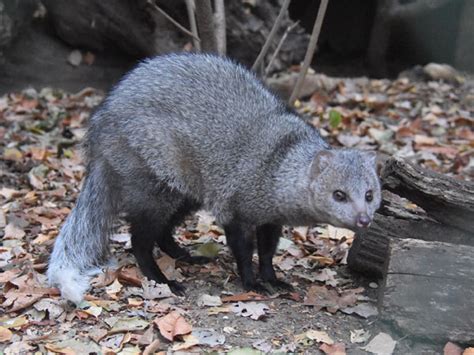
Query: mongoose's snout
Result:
<box><xmin>356</xmin><ymin>213</ymin><xmax>371</xmax><ymax>228</ymax></box>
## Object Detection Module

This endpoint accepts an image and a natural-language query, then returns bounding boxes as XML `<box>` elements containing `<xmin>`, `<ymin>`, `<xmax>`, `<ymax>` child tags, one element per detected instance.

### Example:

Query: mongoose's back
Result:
<box><xmin>88</xmin><ymin>54</ymin><xmax>322</xmax><ymax>202</ymax></box>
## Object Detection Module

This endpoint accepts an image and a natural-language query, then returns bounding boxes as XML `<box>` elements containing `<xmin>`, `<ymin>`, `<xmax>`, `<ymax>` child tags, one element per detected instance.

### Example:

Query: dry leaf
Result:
<box><xmin>171</xmin><ymin>334</ymin><xmax>199</xmax><ymax>351</ymax></box>
<box><xmin>341</xmin><ymin>303</ymin><xmax>378</xmax><ymax>318</ymax></box>
<box><xmin>444</xmin><ymin>342</ymin><xmax>463</xmax><ymax>355</ymax></box>
<box><xmin>350</xmin><ymin>329</ymin><xmax>371</xmax><ymax>344</ymax></box>
<box><xmin>362</xmin><ymin>332</ymin><xmax>396</xmax><ymax>355</ymax></box>
<box><xmin>4</xmin><ymin>223</ymin><xmax>26</xmax><ymax>240</ymax></box>
<box><xmin>142</xmin><ymin>279</ymin><xmax>173</xmax><ymax>300</ymax></box>
<box><xmin>207</xmin><ymin>306</ymin><xmax>231</xmax><ymax>315</ymax></box>
<box><xmin>0</xmin><ymin>268</ymin><xmax>22</xmax><ymax>282</ymax></box>
<box><xmin>105</xmin><ymin>279</ymin><xmax>123</xmax><ymax>298</ymax></box>
<box><xmin>110</xmin><ymin>317</ymin><xmax>149</xmax><ymax>333</ymax></box>
<box><xmin>221</xmin><ymin>292</ymin><xmax>267</xmax><ymax>303</ymax></box>
<box><xmin>3</xmin><ymin>148</ymin><xmax>23</xmax><ymax>161</ymax></box>
<box><xmin>44</xmin><ymin>343</ymin><xmax>76</xmax><ymax>355</ymax></box>
<box><xmin>306</xmin><ymin>330</ymin><xmax>334</xmax><ymax>344</ymax></box>
<box><xmin>304</xmin><ymin>285</ymin><xmax>362</xmax><ymax>313</ymax></box>
<box><xmin>197</xmin><ymin>294</ymin><xmax>222</xmax><ymax>307</ymax></box>
<box><xmin>0</xmin><ymin>326</ymin><xmax>13</xmax><ymax>342</ymax></box>
<box><xmin>231</xmin><ymin>302</ymin><xmax>269</xmax><ymax>320</ymax></box>
<box><xmin>320</xmin><ymin>342</ymin><xmax>346</xmax><ymax>355</ymax></box>
<box><xmin>118</xmin><ymin>266</ymin><xmax>142</xmax><ymax>286</ymax></box>
<box><xmin>143</xmin><ymin>339</ymin><xmax>161</xmax><ymax>355</ymax></box>
<box><xmin>154</xmin><ymin>311</ymin><xmax>192</xmax><ymax>341</ymax></box>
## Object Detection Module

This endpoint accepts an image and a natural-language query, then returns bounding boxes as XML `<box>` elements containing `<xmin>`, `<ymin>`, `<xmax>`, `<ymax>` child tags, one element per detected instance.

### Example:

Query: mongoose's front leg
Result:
<box><xmin>257</xmin><ymin>224</ymin><xmax>293</xmax><ymax>291</ymax></box>
<box><xmin>224</xmin><ymin>222</ymin><xmax>262</xmax><ymax>291</ymax></box>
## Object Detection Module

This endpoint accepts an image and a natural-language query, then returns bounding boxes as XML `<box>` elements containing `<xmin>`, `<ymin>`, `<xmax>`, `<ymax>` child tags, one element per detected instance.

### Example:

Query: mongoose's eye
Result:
<box><xmin>365</xmin><ymin>190</ymin><xmax>373</xmax><ymax>202</ymax></box>
<box><xmin>333</xmin><ymin>190</ymin><xmax>347</xmax><ymax>202</ymax></box>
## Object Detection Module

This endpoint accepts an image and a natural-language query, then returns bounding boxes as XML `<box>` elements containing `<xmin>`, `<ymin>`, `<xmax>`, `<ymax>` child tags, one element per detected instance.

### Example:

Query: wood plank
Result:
<box><xmin>380</xmin><ymin>238</ymin><xmax>474</xmax><ymax>344</ymax></box>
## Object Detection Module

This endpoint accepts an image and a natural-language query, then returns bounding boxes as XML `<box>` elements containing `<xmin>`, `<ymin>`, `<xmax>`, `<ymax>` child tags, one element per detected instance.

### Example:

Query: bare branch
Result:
<box><xmin>195</xmin><ymin>0</ymin><xmax>218</xmax><ymax>53</ymax></box>
<box><xmin>264</xmin><ymin>20</ymin><xmax>300</xmax><ymax>77</ymax></box>
<box><xmin>147</xmin><ymin>0</ymin><xmax>200</xmax><ymax>42</ymax></box>
<box><xmin>185</xmin><ymin>0</ymin><xmax>201</xmax><ymax>50</ymax></box>
<box><xmin>289</xmin><ymin>0</ymin><xmax>329</xmax><ymax>105</ymax></box>
<box><xmin>214</xmin><ymin>0</ymin><xmax>227</xmax><ymax>55</ymax></box>
<box><xmin>251</xmin><ymin>0</ymin><xmax>291</xmax><ymax>72</ymax></box>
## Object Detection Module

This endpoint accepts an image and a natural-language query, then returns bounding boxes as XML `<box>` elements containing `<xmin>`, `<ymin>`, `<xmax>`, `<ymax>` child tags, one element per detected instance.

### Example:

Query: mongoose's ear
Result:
<box><xmin>363</xmin><ymin>151</ymin><xmax>377</xmax><ymax>167</ymax></box>
<box><xmin>310</xmin><ymin>150</ymin><xmax>334</xmax><ymax>177</ymax></box>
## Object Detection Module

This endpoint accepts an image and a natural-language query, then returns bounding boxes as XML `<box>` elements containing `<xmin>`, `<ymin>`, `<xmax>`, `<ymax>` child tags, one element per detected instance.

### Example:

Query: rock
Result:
<box><xmin>0</xmin><ymin>0</ymin><xmax>37</xmax><ymax>48</ymax></box>
<box><xmin>423</xmin><ymin>63</ymin><xmax>463</xmax><ymax>84</ymax></box>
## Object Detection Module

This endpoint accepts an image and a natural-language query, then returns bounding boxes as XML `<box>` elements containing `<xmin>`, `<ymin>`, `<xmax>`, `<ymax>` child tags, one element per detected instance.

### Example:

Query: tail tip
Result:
<box><xmin>47</xmin><ymin>265</ymin><xmax>90</xmax><ymax>305</ymax></box>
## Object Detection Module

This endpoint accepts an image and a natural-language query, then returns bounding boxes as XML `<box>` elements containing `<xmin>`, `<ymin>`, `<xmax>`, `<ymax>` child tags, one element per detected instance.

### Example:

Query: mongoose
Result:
<box><xmin>48</xmin><ymin>53</ymin><xmax>381</xmax><ymax>304</ymax></box>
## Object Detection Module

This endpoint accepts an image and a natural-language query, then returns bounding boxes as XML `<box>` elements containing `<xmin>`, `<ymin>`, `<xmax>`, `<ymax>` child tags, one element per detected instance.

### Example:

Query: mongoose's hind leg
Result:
<box><xmin>157</xmin><ymin>199</ymin><xmax>211</xmax><ymax>265</ymax></box>
<box><xmin>129</xmin><ymin>214</ymin><xmax>185</xmax><ymax>295</ymax></box>
<box><xmin>224</xmin><ymin>222</ymin><xmax>267</xmax><ymax>293</ymax></box>
<box><xmin>257</xmin><ymin>224</ymin><xmax>293</xmax><ymax>292</ymax></box>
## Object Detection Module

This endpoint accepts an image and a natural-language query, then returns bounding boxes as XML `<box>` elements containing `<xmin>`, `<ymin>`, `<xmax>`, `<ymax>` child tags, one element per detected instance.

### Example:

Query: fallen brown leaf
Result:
<box><xmin>154</xmin><ymin>311</ymin><xmax>192</xmax><ymax>342</ymax></box>
<box><xmin>320</xmin><ymin>342</ymin><xmax>346</xmax><ymax>355</ymax></box>
<box><xmin>221</xmin><ymin>291</ymin><xmax>267</xmax><ymax>303</ymax></box>
<box><xmin>444</xmin><ymin>342</ymin><xmax>464</xmax><ymax>355</ymax></box>
<box><xmin>0</xmin><ymin>326</ymin><xmax>13</xmax><ymax>343</ymax></box>
<box><xmin>304</xmin><ymin>285</ymin><xmax>363</xmax><ymax>313</ymax></box>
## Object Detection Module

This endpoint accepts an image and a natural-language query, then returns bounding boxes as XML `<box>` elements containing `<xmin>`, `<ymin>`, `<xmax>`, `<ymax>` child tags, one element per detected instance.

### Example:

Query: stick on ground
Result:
<box><xmin>288</xmin><ymin>0</ymin><xmax>329</xmax><ymax>105</ymax></box>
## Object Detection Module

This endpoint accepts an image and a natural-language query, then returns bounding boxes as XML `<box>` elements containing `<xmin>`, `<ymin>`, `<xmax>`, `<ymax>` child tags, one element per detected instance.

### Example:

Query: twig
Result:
<box><xmin>185</xmin><ymin>0</ymin><xmax>201</xmax><ymax>50</ymax></box>
<box><xmin>214</xmin><ymin>0</ymin><xmax>227</xmax><ymax>55</ymax></box>
<box><xmin>289</xmin><ymin>0</ymin><xmax>329</xmax><ymax>105</ymax></box>
<box><xmin>251</xmin><ymin>0</ymin><xmax>291</xmax><ymax>72</ymax></box>
<box><xmin>195</xmin><ymin>0</ymin><xmax>218</xmax><ymax>53</ymax></box>
<box><xmin>264</xmin><ymin>20</ymin><xmax>300</xmax><ymax>77</ymax></box>
<box><xmin>147</xmin><ymin>0</ymin><xmax>200</xmax><ymax>42</ymax></box>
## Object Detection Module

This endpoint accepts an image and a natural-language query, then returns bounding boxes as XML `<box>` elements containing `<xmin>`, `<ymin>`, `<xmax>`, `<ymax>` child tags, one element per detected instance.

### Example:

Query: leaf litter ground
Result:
<box><xmin>0</xmin><ymin>73</ymin><xmax>473</xmax><ymax>354</ymax></box>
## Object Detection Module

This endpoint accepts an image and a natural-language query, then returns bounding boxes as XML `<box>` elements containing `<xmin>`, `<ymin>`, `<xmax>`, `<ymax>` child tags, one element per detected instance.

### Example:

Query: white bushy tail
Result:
<box><xmin>48</xmin><ymin>160</ymin><xmax>117</xmax><ymax>304</ymax></box>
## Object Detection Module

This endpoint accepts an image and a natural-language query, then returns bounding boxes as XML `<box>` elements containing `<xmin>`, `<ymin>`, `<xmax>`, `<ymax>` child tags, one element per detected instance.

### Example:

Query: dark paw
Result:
<box><xmin>267</xmin><ymin>279</ymin><xmax>294</xmax><ymax>292</ymax></box>
<box><xmin>168</xmin><ymin>280</ymin><xmax>186</xmax><ymax>296</ymax></box>
<box><xmin>179</xmin><ymin>255</ymin><xmax>213</xmax><ymax>265</ymax></box>
<box><xmin>243</xmin><ymin>281</ymin><xmax>272</xmax><ymax>295</ymax></box>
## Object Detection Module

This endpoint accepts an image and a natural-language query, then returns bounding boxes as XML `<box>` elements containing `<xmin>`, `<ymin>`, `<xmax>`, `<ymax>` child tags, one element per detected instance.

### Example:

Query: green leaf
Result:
<box><xmin>195</xmin><ymin>242</ymin><xmax>221</xmax><ymax>258</ymax></box>
<box><xmin>329</xmin><ymin>110</ymin><xmax>342</xmax><ymax>128</ymax></box>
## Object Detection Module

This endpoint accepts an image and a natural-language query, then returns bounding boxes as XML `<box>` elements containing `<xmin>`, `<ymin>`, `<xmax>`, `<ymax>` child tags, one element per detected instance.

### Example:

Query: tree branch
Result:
<box><xmin>185</xmin><ymin>0</ymin><xmax>201</xmax><ymax>50</ymax></box>
<box><xmin>195</xmin><ymin>0</ymin><xmax>218</xmax><ymax>53</ymax></box>
<box><xmin>264</xmin><ymin>20</ymin><xmax>300</xmax><ymax>77</ymax></box>
<box><xmin>289</xmin><ymin>0</ymin><xmax>329</xmax><ymax>105</ymax></box>
<box><xmin>251</xmin><ymin>0</ymin><xmax>291</xmax><ymax>72</ymax></box>
<box><xmin>213</xmin><ymin>0</ymin><xmax>226</xmax><ymax>55</ymax></box>
<box><xmin>147</xmin><ymin>0</ymin><xmax>200</xmax><ymax>42</ymax></box>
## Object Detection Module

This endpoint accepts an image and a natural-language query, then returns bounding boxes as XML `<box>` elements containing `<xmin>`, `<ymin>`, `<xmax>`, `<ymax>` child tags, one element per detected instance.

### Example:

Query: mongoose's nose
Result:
<box><xmin>356</xmin><ymin>213</ymin><xmax>371</xmax><ymax>228</ymax></box>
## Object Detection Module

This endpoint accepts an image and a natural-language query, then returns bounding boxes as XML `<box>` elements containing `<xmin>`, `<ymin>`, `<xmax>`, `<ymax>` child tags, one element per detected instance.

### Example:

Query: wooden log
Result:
<box><xmin>348</xmin><ymin>160</ymin><xmax>474</xmax><ymax>278</ymax></box>
<box><xmin>381</xmin><ymin>157</ymin><xmax>474</xmax><ymax>233</ymax></box>
<box><xmin>41</xmin><ymin>0</ymin><xmax>308</xmax><ymax>70</ymax></box>
<box><xmin>347</xmin><ymin>230</ymin><xmax>389</xmax><ymax>279</ymax></box>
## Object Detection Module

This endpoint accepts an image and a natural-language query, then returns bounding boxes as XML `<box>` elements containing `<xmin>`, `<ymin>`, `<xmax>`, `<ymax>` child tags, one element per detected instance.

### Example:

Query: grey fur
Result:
<box><xmin>48</xmin><ymin>53</ymin><xmax>381</xmax><ymax>303</ymax></box>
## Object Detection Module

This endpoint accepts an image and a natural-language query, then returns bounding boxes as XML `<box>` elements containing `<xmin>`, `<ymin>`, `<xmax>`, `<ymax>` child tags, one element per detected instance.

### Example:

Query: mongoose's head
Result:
<box><xmin>308</xmin><ymin>149</ymin><xmax>381</xmax><ymax>229</ymax></box>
